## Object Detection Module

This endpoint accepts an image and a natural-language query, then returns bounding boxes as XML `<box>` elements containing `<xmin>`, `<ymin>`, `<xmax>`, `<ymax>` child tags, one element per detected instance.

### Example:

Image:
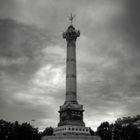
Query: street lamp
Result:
<box><xmin>32</xmin><ymin>120</ymin><xmax>36</xmax><ymax>140</ymax></box>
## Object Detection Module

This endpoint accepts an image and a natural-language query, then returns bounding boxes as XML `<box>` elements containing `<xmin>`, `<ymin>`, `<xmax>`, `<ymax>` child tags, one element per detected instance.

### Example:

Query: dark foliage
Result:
<box><xmin>41</xmin><ymin>127</ymin><xmax>53</xmax><ymax>137</ymax></box>
<box><xmin>89</xmin><ymin>128</ymin><xmax>95</xmax><ymax>135</ymax></box>
<box><xmin>96</xmin><ymin>115</ymin><xmax>140</xmax><ymax>140</ymax></box>
<box><xmin>0</xmin><ymin>119</ymin><xmax>53</xmax><ymax>140</ymax></box>
<box><xmin>96</xmin><ymin>121</ymin><xmax>112</xmax><ymax>140</ymax></box>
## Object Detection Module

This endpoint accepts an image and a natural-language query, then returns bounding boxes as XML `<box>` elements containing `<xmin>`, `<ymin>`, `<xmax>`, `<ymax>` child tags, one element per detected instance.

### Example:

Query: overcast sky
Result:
<box><xmin>0</xmin><ymin>0</ymin><xmax>140</xmax><ymax>131</ymax></box>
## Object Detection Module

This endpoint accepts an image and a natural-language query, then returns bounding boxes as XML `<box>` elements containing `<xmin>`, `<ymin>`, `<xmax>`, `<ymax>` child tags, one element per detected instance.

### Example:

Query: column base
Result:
<box><xmin>58</xmin><ymin>102</ymin><xmax>85</xmax><ymax>127</ymax></box>
<box><xmin>41</xmin><ymin>135</ymin><xmax>101</xmax><ymax>140</ymax></box>
<box><xmin>54</xmin><ymin>125</ymin><xmax>90</xmax><ymax>135</ymax></box>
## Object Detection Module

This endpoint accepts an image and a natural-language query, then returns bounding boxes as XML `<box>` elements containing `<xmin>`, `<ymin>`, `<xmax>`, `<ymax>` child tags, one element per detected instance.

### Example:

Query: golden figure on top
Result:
<box><xmin>68</xmin><ymin>13</ymin><xmax>76</xmax><ymax>25</ymax></box>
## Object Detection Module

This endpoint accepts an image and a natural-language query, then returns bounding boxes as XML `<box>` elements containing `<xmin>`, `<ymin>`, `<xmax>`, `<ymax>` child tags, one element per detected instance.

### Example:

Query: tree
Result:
<box><xmin>115</xmin><ymin>115</ymin><xmax>140</xmax><ymax>140</ymax></box>
<box><xmin>113</xmin><ymin>123</ymin><xmax>123</xmax><ymax>140</ymax></box>
<box><xmin>89</xmin><ymin>128</ymin><xmax>95</xmax><ymax>135</ymax></box>
<box><xmin>0</xmin><ymin>119</ymin><xmax>41</xmax><ymax>140</ymax></box>
<box><xmin>122</xmin><ymin>124</ymin><xmax>140</xmax><ymax>140</ymax></box>
<box><xmin>42</xmin><ymin>127</ymin><xmax>53</xmax><ymax>137</ymax></box>
<box><xmin>0</xmin><ymin>120</ymin><xmax>13</xmax><ymax>140</ymax></box>
<box><xmin>96</xmin><ymin>115</ymin><xmax>140</xmax><ymax>140</ymax></box>
<box><xmin>96</xmin><ymin>121</ymin><xmax>111</xmax><ymax>140</ymax></box>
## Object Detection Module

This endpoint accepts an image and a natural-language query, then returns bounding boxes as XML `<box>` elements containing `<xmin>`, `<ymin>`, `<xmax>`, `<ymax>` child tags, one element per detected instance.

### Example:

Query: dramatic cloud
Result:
<box><xmin>0</xmin><ymin>0</ymin><xmax>140</xmax><ymax>131</ymax></box>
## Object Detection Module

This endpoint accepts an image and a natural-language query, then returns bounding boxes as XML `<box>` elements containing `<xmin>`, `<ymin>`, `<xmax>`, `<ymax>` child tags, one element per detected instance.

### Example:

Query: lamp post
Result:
<box><xmin>32</xmin><ymin>120</ymin><xmax>36</xmax><ymax>140</ymax></box>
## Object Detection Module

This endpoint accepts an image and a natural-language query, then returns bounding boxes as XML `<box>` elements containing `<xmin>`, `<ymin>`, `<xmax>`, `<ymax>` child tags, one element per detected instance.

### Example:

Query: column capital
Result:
<box><xmin>63</xmin><ymin>25</ymin><xmax>80</xmax><ymax>41</ymax></box>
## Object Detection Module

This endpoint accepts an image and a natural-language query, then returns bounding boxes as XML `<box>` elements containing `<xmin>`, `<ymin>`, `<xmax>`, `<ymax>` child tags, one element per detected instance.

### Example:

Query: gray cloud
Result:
<box><xmin>0</xmin><ymin>0</ymin><xmax>140</xmax><ymax>131</ymax></box>
<box><xmin>0</xmin><ymin>18</ymin><xmax>57</xmax><ymax>124</ymax></box>
<box><xmin>0</xmin><ymin>19</ymin><xmax>51</xmax><ymax>79</ymax></box>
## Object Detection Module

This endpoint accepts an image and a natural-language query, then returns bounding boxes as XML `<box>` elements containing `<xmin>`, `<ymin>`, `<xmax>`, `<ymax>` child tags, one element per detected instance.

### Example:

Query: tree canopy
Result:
<box><xmin>96</xmin><ymin>115</ymin><xmax>140</xmax><ymax>140</ymax></box>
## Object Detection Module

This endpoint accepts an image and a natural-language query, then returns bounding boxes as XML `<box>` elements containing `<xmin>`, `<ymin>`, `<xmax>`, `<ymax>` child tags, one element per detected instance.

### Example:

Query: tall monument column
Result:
<box><xmin>57</xmin><ymin>24</ymin><xmax>85</xmax><ymax>127</ymax></box>
<box><xmin>41</xmin><ymin>15</ymin><xmax>101</xmax><ymax>140</ymax></box>
<box><xmin>63</xmin><ymin>25</ymin><xmax>80</xmax><ymax>103</ymax></box>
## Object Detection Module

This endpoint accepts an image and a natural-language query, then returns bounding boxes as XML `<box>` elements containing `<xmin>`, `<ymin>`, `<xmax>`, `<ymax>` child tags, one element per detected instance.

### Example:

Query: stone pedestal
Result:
<box><xmin>42</xmin><ymin>135</ymin><xmax>100</xmax><ymax>140</ymax></box>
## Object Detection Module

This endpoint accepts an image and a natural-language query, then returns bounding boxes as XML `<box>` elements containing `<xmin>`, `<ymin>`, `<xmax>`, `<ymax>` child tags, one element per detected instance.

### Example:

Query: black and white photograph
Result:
<box><xmin>0</xmin><ymin>0</ymin><xmax>140</xmax><ymax>140</ymax></box>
